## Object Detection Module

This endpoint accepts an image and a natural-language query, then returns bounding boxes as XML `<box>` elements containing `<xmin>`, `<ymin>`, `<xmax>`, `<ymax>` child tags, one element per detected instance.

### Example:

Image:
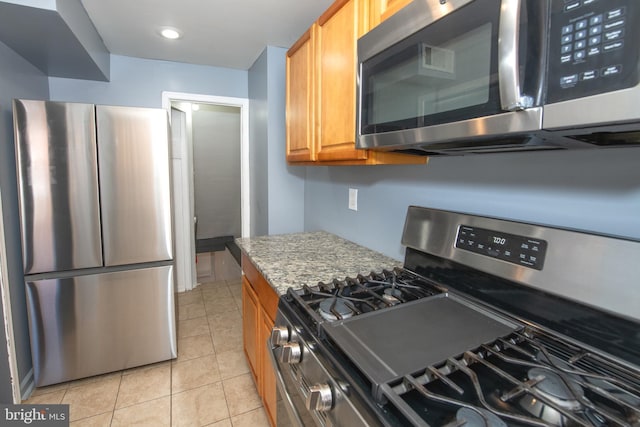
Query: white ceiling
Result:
<box><xmin>80</xmin><ymin>0</ymin><xmax>334</xmax><ymax>70</ymax></box>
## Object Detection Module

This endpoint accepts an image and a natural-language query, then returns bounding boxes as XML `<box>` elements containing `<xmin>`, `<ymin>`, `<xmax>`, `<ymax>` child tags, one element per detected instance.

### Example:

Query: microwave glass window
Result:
<box><xmin>360</xmin><ymin>0</ymin><xmax>505</xmax><ymax>135</ymax></box>
<box><xmin>420</xmin><ymin>24</ymin><xmax>491</xmax><ymax>116</ymax></box>
<box><xmin>368</xmin><ymin>23</ymin><xmax>492</xmax><ymax>127</ymax></box>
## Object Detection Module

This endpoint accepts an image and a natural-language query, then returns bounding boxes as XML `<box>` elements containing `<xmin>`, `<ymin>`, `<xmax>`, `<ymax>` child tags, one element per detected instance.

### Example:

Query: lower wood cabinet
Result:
<box><xmin>260</xmin><ymin>311</ymin><xmax>277</xmax><ymax>423</ymax></box>
<box><xmin>241</xmin><ymin>254</ymin><xmax>278</xmax><ymax>427</ymax></box>
<box><xmin>242</xmin><ymin>276</ymin><xmax>259</xmax><ymax>380</ymax></box>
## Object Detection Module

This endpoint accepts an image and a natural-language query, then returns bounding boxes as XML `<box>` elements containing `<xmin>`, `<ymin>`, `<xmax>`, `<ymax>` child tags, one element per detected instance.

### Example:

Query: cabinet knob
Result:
<box><xmin>306</xmin><ymin>383</ymin><xmax>333</xmax><ymax>412</ymax></box>
<box><xmin>271</xmin><ymin>326</ymin><xmax>289</xmax><ymax>347</ymax></box>
<box><xmin>280</xmin><ymin>342</ymin><xmax>302</xmax><ymax>364</ymax></box>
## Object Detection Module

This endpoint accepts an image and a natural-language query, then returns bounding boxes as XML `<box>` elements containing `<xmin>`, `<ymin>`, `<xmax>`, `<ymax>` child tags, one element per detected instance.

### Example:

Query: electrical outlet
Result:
<box><xmin>348</xmin><ymin>188</ymin><xmax>358</xmax><ymax>211</ymax></box>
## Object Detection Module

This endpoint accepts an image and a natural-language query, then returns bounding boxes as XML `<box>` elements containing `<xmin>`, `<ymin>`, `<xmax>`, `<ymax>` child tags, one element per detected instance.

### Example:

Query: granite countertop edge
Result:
<box><xmin>236</xmin><ymin>231</ymin><xmax>402</xmax><ymax>295</ymax></box>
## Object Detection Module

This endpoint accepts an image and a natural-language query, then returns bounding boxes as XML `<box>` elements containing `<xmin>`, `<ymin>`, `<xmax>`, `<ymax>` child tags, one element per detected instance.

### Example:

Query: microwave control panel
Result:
<box><xmin>456</xmin><ymin>226</ymin><xmax>547</xmax><ymax>270</ymax></box>
<box><xmin>546</xmin><ymin>0</ymin><xmax>639</xmax><ymax>104</ymax></box>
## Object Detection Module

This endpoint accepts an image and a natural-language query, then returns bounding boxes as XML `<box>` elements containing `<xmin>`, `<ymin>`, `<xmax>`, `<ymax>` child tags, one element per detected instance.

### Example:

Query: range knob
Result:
<box><xmin>271</xmin><ymin>326</ymin><xmax>289</xmax><ymax>346</ymax></box>
<box><xmin>306</xmin><ymin>383</ymin><xmax>333</xmax><ymax>412</ymax></box>
<box><xmin>280</xmin><ymin>342</ymin><xmax>302</xmax><ymax>364</ymax></box>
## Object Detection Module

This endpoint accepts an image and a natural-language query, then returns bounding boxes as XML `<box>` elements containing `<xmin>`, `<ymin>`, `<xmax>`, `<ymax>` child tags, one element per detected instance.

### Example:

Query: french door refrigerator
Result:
<box><xmin>13</xmin><ymin>99</ymin><xmax>177</xmax><ymax>387</ymax></box>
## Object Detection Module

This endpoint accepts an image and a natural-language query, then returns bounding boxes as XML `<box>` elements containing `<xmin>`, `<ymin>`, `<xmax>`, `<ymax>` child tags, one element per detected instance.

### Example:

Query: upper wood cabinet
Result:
<box><xmin>285</xmin><ymin>0</ymin><xmax>426</xmax><ymax>166</ymax></box>
<box><xmin>369</xmin><ymin>0</ymin><xmax>413</xmax><ymax>28</ymax></box>
<box><xmin>286</xmin><ymin>28</ymin><xmax>315</xmax><ymax>162</ymax></box>
<box><xmin>315</xmin><ymin>0</ymin><xmax>368</xmax><ymax>162</ymax></box>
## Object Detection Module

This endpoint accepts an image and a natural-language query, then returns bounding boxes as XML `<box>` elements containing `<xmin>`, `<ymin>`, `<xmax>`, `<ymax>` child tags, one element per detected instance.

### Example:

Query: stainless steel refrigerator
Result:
<box><xmin>13</xmin><ymin>99</ymin><xmax>177</xmax><ymax>387</ymax></box>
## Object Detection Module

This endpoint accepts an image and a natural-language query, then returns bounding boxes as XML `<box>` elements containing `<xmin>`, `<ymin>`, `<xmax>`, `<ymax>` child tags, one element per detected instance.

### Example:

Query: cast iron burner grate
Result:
<box><xmin>293</xmin><ymin>268</ymin><xmax>442</xmax><ymax>322</ymax></box>
<box><xmin>383</xmin><ymin>327</ymin><xmax>640</xmax><ymax>427</ymax></box>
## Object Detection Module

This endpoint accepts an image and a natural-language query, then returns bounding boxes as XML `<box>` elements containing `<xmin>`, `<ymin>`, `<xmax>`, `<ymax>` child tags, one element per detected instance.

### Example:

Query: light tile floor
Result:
<box><xmin>24</xmin><ymin>277</ymin><xmax>270</xmax><ymax>427</ymax></box>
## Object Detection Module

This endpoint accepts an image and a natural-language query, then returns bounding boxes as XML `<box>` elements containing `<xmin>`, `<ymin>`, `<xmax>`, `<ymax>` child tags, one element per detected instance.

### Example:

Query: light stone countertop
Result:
<box><xmin>235</xmin><ymin>231</ymin><xmax>403</xmax><ymax>295</ymax></box>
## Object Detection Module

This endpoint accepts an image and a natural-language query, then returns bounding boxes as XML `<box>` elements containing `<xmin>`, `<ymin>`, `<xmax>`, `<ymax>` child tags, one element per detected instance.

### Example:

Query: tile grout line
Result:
<box><xmin>205</xmin><ymin>292</ymin><xmax>233</xmax><ymax>425</ymax></box>
<box><xmin>108</xmin><ymin>374</ymin><xmax>121</xmax><ymax>426</ymax></box>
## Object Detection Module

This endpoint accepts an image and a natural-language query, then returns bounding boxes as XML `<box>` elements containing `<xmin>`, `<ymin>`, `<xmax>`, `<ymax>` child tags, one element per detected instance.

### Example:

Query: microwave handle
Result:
<box><xmin>498</xmin><ymin>0</ymin><xmax>533</xmax><ymax>111</ymax></box>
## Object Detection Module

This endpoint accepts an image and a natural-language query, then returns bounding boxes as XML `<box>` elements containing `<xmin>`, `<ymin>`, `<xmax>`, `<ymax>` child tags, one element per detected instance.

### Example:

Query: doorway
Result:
<box><xmin>192</xmin><ymin>104</ymin><xmax>241</xmax><ymax>252</ymax></box>
<box><xmin>163</xmin><ymin>93</ymin><xmax>250</xmax><ymax>292</ymax></box>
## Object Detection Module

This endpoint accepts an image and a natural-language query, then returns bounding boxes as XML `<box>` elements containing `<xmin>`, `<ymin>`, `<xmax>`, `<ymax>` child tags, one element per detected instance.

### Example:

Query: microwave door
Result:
<box><xmin>357</xmin><ymin>0</ymin><xmax>546</xmax><ymax>151</ymax></box>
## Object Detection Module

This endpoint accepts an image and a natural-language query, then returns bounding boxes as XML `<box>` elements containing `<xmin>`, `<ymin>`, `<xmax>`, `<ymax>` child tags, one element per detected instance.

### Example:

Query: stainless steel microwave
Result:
<box><xmin>356</xmin><ymin>0</ymin><xmax>640</xmax><ymax>154</ymax></box>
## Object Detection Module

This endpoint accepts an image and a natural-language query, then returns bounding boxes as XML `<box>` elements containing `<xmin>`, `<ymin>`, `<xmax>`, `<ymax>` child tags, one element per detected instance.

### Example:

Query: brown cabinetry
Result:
<box><xmin>241</xmin><ymin>276</ymin><xmax>259</xmax><ymax>382</ymax></box>
<box><xmin>285</xmin><ymin>0</ymin><xmax>426</xmax><ymax>166</ymax></box>
<box><xmin>315</xmin><ymin>0</ymin><xmax>367</xmax><ymax>162</ymax></box>
<box><xmin>286</xmin><ymin>27</ymin><xmax>315</xmax><ymax>162</ymax></box>
<box><xmin>241</xmin><ymin>254</ymin><xmax>279</xmax><ymax>426</ymax></box>
<box><xmin>369</xmin><ymin>0</ymin><xmax>413</xmax><ymax>28</ymax></box>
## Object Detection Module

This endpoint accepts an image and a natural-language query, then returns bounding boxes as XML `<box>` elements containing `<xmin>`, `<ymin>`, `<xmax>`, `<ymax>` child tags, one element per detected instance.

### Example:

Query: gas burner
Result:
<box><xmin>518</xmin><ymin>368</ymin><xmax>585</xmax><ymax>426</ymax></box>
<box><xmin>455</xmin><ymin>407</ymin><xmax>507</xmax><ymax>427</ymax></box>
<box><xmin>319</xmin><ymin>297</ymin><xmax>354</xmax><ymax>321</ymax></box>
<box><xmin>382</xmin><ymin>287</ymin><xmax>402</xmax><ymax>305</ymax></box>
<box><xmin>295</xmin><ymin>270</ymin><xmax>440</xmax><ymax>325</ymax></box>
<box><xmin>527</xmin><ymin>368</ymin><xmax>584</xmax><ymax>409</ymax></box>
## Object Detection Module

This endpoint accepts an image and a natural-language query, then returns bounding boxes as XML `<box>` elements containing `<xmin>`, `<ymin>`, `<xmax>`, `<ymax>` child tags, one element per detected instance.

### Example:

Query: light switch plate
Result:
<box><xmin>348</xmin><ymin>188</ymin><xmax>358</xmax><ymax>211</ymax></box>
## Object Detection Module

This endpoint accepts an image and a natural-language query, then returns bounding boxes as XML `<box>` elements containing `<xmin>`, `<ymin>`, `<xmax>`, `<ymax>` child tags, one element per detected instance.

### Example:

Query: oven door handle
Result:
<box><xmin>498</xmin><ymin>0</ymin><xmax>532</xmax><ymax>111</ymax></box>
<box><xmin>268</xmin><ymin>343</ymin><xmax>306</xmax><ymax>427</ymax></box>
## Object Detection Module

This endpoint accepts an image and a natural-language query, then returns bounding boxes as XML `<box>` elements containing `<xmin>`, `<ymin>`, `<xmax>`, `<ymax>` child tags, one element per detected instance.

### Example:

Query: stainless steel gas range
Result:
<box><xmin>269</xmin><ymin>206</ymin><xmax>640</xmax><ymax>427</ymax></box>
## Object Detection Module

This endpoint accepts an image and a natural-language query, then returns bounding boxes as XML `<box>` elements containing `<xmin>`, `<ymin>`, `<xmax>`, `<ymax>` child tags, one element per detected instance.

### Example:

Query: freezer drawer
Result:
<box><xmin>96</xmin><ymin>106</ymin><xmax>173</xmax><ymax>266</ymax></box>
<box><xmin>13</xmin><ymin>100</ymin><xmax>103</xmax><ymax>274</ymax></box>
<box><xmin>25</xmin><ymin>266</ymin><xmax>177</xmax><ymax>386</ymax></box>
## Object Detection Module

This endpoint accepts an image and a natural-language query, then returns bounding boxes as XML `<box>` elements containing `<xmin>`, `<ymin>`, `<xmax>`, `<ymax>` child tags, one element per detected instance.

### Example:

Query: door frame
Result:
<box><xmin>162</xmin><ymin>92</ymin><xmax>250</xmax><ymax>292</ymax></box>
<box><xmin>0</xmin><ymin>188</ymin><xmax>21</xmax><ymax>403</ymax></box>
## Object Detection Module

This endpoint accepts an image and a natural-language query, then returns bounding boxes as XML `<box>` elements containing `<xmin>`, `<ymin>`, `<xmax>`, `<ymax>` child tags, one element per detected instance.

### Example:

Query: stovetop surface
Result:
<box><xmin>322</xmin><ymin>293</ymin><xmax>517</xmax><ymax>388</ymax></box>
<box><xmin>283</xmin><ymin>263</ymin><xmax>640</xmax><ymax>427</ymax></box>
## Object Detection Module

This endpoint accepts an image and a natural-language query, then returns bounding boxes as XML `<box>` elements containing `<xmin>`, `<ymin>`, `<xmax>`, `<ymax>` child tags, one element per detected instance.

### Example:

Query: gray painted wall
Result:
<box><xmin>192</xmin><ymin>105</ymin><xmax>242</xmax><ymax>239</ymax></box>
<box><xmin>249</xmin><ymin>46</ymin><xmax>305</xmax><ymax>236</ymax></box>
<box><xmin>265</xmin><ymin>46</ymin><xmax>305</xmax><ymax>235</ymax></box>
<box><xmin>0</xmin><ymin>40</ymin><xmax>50</xmax><ymax>402</ymax></box>
<box><xmin>248</xmin><ymin>49</ymin><xmax>269</xmax><ymax>236</ymax></box>
<box><xmin>49</xmin><ymin>54</ymin><xmax>248</xmax><ymax>107</ymax></box>
<box><xmin>304</xmin><ymin>148</ymin><xmax>640</xmax><ymax>261</ymax></box>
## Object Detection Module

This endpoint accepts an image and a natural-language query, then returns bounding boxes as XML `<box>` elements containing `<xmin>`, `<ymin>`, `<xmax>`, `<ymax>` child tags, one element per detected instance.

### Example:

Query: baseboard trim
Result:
<box><xmin>196</xmin><ymin>236</ymin><xmax>234</xmax><ymax>254</ymax></box>
<box><xmin>19</xmin><ymin>368</ymin><xmax>34</xmax><ymax>402</ymax></box>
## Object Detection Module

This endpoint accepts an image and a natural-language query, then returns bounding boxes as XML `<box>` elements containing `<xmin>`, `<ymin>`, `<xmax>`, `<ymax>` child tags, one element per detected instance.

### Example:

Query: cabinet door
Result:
<box><xmin>315</xmin><ymin>0</ymin><xmax>369</xmax><ymax>161</ymax></box>
<box><xmin>370</xmin><ymin>0</ymin><xmax>413</xmax><ymax>28</ymax></box>
<box><xmin>260</xmin><ymin>309</ymin><xmax>277</xmax><ymax>427</ymax></box>
<box><xmin>286</xmin><ymin>28</ymin><xmax>315</xmax><ymax>162</ymax></box>
<box><xmin>242</xmin><ymin>276</ymin><xmax>259</xmax><ymax>384</ymax></box>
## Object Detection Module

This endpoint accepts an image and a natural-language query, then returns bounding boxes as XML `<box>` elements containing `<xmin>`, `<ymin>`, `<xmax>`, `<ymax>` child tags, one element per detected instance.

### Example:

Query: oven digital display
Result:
<box><xmin>456</xmin><ymin>225</ymin><xmax>547</xmax><ymax>270</ymax></box>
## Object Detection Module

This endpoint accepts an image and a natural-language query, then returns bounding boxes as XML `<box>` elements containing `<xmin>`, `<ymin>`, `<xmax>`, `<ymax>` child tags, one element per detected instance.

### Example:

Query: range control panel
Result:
<box><xmin>456</xmin><ymin>225</ymin><xmax>547</xmax><ymax>270</ymax></box>
<box><xmin>546</xmin><ymin>0</ymin><xmax>639</xmax><ymax>104</ymax></box>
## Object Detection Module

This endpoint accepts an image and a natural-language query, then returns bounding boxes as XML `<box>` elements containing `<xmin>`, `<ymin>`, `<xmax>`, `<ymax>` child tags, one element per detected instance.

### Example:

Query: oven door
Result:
<box><xmin>268</xmin><ymin>345</ymin><xmax>309</xmax><ymax>427</ymax></box>
<box><xmin>357</xmin><ymin>0</ymin><xmax>547</xmax><ymax>151</ymax></box>
<box><xmin>268</xmin><ymin>309</ymin><xmax>383</xmax><ymax>427</ymax></box>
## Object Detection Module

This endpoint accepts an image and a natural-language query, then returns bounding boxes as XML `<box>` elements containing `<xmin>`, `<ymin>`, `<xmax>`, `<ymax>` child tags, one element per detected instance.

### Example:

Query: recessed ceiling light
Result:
<box><xmin>160</xmin><ymin>28</ymin><xmax>182</xmax><ymax>40</ymax></box>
